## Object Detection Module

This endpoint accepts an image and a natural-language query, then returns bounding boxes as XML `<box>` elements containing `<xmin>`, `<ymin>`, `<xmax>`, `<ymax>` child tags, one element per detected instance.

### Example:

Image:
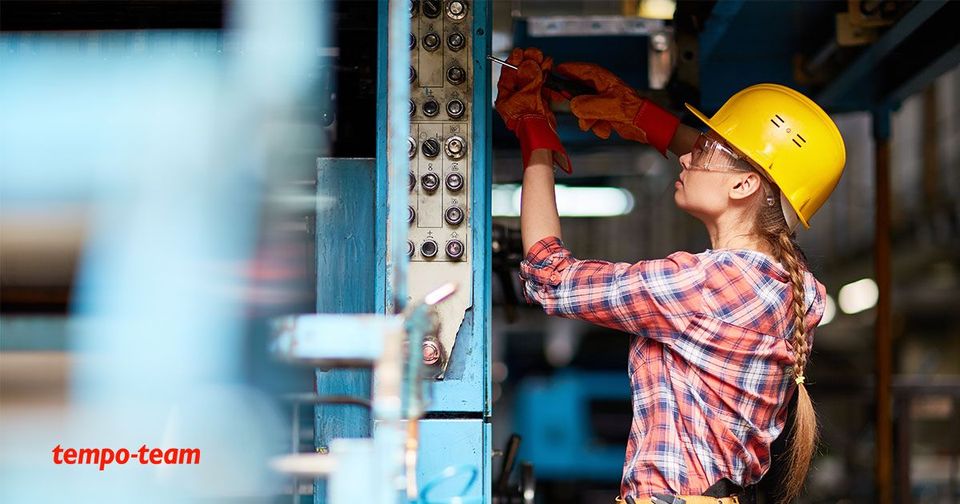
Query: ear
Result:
<box><xmin>728</xmin><ymin>172</ymin><xmax>763</xmax><ymax>201</ymax></box>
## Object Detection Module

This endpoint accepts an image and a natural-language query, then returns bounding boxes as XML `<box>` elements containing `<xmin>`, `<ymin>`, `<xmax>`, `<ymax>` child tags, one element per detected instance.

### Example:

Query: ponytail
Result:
<box><xmin>753</xmin><ymin>185</ymin><xmax>818</xmax><ymax>504</ymax></box>
<box><xmin>776</xmin><ymin>231</ymin><xmax>818</xmax><ymax>504</ymax></box>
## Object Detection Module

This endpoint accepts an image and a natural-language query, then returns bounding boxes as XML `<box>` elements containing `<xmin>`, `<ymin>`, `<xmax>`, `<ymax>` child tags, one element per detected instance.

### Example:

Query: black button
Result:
<box><xmin>422</xmin><ymin>32</ymin><xmax>441</xmax><ymax>52</ymax></box>
<box><xmin>447</xmin><ymin>66</ymin><xmax>466</xmax><ymax>85</ymax></box>
<box><xmin>447</xmin><ymin>31</ymin><xmax>465</xmax><ymax>51</ymax></box>
<box><xmin>422</xmin><ymin>0</ymin><xmax>441</xmax><ymax>18</ymax></box>
<box><xmin>446</xmin><ymin>99</ymin><xmax>464</xmax><ymax>119</ymax></box>
<box><xmin>422</xmin><ymin>99</ymin><xmax>439</xmax><ymax>117</ymax></box>
<box><xmin>420</xmin><ymin>239</ymin><xmax>439</xmax><ymax>258</ymax></box>
<box><xmin>421</xmin><ymin>171</ymin><xmax>440</xmax><ymax>191</ymax></box>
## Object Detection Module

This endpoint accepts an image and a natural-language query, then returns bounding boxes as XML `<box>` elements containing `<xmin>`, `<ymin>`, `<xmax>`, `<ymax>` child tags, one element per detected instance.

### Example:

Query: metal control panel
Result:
<box><xmin>406</xmin><ymin>0</ymin><xmax>473</xmax><ymax>377</ymax></box>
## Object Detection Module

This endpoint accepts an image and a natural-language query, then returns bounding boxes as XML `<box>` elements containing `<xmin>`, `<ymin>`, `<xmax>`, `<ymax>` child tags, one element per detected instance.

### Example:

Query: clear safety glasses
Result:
<box><xmin>686</xmin><ymin>134</ymin><xmax>752</xmax><ymax>173</ymax></box>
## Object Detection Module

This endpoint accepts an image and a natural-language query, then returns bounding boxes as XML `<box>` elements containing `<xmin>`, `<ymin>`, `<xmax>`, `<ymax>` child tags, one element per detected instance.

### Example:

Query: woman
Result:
<box><xmin>494</xmin><ymin>48</ymin><xmax>845</xmax><ymax>504</ymax></box>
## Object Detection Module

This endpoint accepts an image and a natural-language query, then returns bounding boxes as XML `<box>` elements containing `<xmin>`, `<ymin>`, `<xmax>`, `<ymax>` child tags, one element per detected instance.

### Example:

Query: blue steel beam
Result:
<box><xmin>315</xmin><ymin>158</ymin><xmax>377</xmax><ymax>503</ymax></box>
<box><xmin>697</xmin><ymin>0</ymin><xmax>746</xmax><ymax>63</ymax></box>
<box><xmin>882</xmin><ymin>41</ymin><xmax>960</xmax><ymax>106</ymax></box>
<box><xmin>380</xmin><ymin>0</ymin><xmax>410</xmax><ymax>313</ymax></box>
<box><xmin>816</xmin><ymin>0</ymin><xmax>950</xmax><ymax>108</ymax></box>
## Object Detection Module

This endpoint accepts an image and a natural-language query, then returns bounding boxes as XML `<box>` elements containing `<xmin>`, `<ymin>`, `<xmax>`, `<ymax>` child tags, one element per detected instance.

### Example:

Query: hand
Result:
<box><xmin>552</xmin><ymin>62</ymin><xmax>679</xmax><ymax>157</ymax></box>
<box><xmin>495</xmin><ymin>48</ymin><xmax>571</xmax><ymax>173</ymax></box>
<box><xmin>495</xmin><ymin>48</ymin><xmax>556</xmax><ymax>131</ymax></box>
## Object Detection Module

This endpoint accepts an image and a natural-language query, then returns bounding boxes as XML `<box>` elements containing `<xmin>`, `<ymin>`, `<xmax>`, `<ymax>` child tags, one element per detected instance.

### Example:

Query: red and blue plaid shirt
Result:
<box><xmin>519</xmin><ymin>236</ymin><xmax>826</xmax><ymax>498</ymax></box>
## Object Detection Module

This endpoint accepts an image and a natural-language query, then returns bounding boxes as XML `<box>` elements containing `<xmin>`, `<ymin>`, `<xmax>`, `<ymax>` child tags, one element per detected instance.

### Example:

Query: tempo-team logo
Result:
<box><xmin>52</xmin><ymin>444</ymin><xmax>200</xmax><ymax>471</ymax></box>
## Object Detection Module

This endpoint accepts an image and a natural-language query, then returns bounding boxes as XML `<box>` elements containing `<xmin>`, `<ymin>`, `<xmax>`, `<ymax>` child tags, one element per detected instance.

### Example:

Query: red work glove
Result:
<box><xmin>552</xmin><ymin>62</ymin><xmax>680</xmax><ymax>157</ymax></box>
<box><xmin>495</xmin><ymin>48</ymin><xmax>572</xmax><ymax>173</ymax></box>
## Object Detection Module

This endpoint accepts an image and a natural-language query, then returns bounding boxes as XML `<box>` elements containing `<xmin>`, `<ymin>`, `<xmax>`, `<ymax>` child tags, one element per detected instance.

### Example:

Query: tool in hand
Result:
<box><xmin>488</xmin><ymin>54</ymin><xmax>596</xmax><ymax>99</ymax></box>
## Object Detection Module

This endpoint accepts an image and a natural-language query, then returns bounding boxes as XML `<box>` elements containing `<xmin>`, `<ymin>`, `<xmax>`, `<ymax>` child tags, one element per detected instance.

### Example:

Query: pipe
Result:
<box><xmin>872</xmin><ymin>107</ymin><xmax>893</xmax><ymax>504</ymax></box>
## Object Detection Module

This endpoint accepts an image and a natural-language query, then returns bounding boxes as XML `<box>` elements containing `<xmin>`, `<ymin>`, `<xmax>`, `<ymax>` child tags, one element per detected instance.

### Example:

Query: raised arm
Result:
<box><xmin>669</xmin><ymin>123</ymin><xmax>701</xmax><ymax>158</ymax></box>
<box><xmin>520</xmin><ymin>149</ymin><xmax>562</xmax><ymax>255</ymax></box>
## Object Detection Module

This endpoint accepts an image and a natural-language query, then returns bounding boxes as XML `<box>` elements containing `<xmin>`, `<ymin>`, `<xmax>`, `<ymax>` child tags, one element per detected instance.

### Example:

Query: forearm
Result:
<box><xmin>521</xmin><ymin>148</ymin><xmax>562</xmax><ymax>255</ymax></box>
<box><xmin>667</xmin><ymin>123</ymin><xmax>700</xmax><ymax>158</ymax></box>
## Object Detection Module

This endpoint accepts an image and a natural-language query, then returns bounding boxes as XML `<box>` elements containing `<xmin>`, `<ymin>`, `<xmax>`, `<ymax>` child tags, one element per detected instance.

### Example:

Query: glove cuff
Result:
<box><xmin>516</xmin><ymin>115</ymin><xmax>572</xmax><ymax>174</ymax></box>
<box><xmin>631</xmin><ymin>100</ymin><xmax>680</xmax><ymax>157</ymax></box>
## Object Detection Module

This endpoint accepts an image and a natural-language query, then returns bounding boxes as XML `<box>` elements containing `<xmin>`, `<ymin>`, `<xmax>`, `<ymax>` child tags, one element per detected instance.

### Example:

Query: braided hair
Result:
<box><xmin>753</xmin><ymin>184</ymin><xmax>818</xmax><ymax>504</ymax></box>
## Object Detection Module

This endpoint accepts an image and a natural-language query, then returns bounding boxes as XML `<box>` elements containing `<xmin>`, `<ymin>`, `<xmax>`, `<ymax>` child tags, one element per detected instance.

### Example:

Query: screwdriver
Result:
<box><xmin>488</xmin><ymin>55</ymin><xmax>596</xmax><ymax>100</ymax></box>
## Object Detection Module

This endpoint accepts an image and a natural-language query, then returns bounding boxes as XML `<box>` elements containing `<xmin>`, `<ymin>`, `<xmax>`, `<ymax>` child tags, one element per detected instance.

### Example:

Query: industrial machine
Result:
<box><xmin>269</xmin><ymin>1</ymin><xmax>499</xmax><ymax>503</ymax></box>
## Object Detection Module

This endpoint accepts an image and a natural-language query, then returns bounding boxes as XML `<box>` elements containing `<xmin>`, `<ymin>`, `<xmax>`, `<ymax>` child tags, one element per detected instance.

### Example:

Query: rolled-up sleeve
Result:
<box><xmin>518</xmin><ymin>236</ymin><xmax>706</xmax><ymax>336</ymax></box>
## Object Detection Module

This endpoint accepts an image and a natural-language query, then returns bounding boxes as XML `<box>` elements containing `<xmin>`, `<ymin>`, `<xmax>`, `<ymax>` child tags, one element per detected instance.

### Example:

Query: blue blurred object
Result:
<box><xmin>515</xmin><ymin>371</ymin><xmax>631</xmax><ymax>481</ymax></box>
<box><xmin>0</xmin><ymin>0</ymin><xmax>327</xmax><ymax>501</ymax></box>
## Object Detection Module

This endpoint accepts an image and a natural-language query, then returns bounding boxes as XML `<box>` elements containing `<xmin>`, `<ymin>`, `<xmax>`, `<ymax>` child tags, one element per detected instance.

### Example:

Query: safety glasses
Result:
<box><xmin>686</xmin><ymin>134</ymin><xmax>752</xmax><ymax>173</ymax></box>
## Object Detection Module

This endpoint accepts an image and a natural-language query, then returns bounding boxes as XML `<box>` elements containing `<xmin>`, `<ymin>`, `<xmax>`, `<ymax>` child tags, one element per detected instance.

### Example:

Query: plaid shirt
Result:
<box><xmin>519</xmin><ymin>236</ymin><xmax>826</xmax><ymax>498</ymax></box>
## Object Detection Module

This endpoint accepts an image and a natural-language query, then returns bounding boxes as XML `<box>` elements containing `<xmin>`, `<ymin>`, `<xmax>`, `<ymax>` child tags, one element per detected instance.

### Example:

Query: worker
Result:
<box><xmin>494</xmin><ymin>48</ymin><xmax>845</xmax><ymax>504</ymax></box>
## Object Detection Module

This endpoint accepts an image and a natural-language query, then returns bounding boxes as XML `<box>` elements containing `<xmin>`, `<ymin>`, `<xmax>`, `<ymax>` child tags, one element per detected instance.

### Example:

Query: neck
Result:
<box><xmin>704</xmin><ymin>212</ymin><xmax>772</xmax><ymax>256</ymax></box>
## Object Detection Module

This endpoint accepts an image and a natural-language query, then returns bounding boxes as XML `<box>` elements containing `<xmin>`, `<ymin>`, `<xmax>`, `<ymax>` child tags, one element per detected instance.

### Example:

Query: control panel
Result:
<box><xmin>406</xmin><ymin>0</ymin><xmax>473</xmax><ymax>378</ymax></box>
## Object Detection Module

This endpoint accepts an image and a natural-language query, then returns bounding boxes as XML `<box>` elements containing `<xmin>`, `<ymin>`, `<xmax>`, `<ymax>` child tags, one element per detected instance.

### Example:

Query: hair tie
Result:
<box><xmin>795</xmin><ymin>374</ymin><xmax>805</xmax><ymax>385</ymax></box>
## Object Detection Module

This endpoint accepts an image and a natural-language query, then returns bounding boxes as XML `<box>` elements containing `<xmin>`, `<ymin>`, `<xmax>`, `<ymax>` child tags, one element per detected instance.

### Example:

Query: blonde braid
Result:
<box><xmin>729</xmin><ymin>161</ymin><xmax>820</xmax><ymax>503</ymax></box>
<box><xmin>777</xmin><ymin>231</ymin><xmax>810</xmax><ymax>383</ymax></box>
<box><xmin>774</xmin><ymin>230</ymin><xmax>818</xmax><ymax>504</ymax></box>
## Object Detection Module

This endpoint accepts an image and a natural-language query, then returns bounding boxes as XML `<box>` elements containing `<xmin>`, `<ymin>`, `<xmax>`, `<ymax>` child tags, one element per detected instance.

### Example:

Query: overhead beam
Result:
<box><xmin>697</xmin><ymin>0</ymin><xmax>745</xmax><ymax>63</ymax></box>
<box><xmin>883</xmin><ymin>41</ymin><xmax>960</xmax><ymax>105</ymax></box>
<box><xmin>816</xmin><ymin>0</ymin><xmax>949</xmax><ymax>107</ymax></box>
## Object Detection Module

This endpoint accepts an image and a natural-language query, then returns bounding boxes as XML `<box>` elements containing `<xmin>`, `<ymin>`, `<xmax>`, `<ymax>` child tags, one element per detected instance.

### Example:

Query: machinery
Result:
<box><xmin>269</xmin><ymin>1</ymin><xmax>503</xmax><ymax>503</ymax></box>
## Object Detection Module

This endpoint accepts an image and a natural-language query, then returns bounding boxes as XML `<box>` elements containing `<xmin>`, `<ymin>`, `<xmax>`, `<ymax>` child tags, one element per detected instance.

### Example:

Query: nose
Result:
<box><xmin>678</xmin><ymin>152</ymin><xmax>691</xmax><ymax>171</ymax></box>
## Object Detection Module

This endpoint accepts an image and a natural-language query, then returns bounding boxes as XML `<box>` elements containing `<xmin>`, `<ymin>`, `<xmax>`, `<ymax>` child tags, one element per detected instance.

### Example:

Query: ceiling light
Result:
<box><xmin>838</xmin><ymin>278</ymin><xmax>879</xmax><ymax>314</ymax></box>
<box><xmin>818</xmin><ymin>294</ymin><xmax>836</xmax><ymax>326</ymax></box>
<box><xmin>638</xmin><ymin>0</ymin><xmax>676</xmax><ymax>20</ymax></box>
<box><xmin>492</xmin><ymin>184</ymin><xmax>635</xmax><ymax>218</ymax></box>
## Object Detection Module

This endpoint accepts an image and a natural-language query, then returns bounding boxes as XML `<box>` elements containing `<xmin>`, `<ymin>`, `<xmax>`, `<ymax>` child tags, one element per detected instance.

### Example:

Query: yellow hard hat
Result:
<box><xmin>685</xmin><ymin>83</ymin><xmax>846</xmax><ymax>228</ymax></box>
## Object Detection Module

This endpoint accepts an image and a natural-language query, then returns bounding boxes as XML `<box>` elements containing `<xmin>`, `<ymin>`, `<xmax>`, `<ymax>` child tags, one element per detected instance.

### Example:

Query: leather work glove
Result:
<box><xmin>552</xmin><ymin>62</ymin><xmax>680</xmax><ymax>157</ymax></box>
<box><xmin>495</xmin><ymin>47</ymin><xmax>572</xmax><ymax>173</ymax></box>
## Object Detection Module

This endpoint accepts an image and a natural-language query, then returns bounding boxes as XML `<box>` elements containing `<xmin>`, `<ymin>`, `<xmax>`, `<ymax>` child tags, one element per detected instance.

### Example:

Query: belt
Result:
<box><xmin>616</xmin><ymin>496</ymin><xmax>740</xmax><ymax>504</ymax></box>
<box><xmin>617</xmin><ymin>477</ymin><xmax>751</xmax><ymax>504</ymax></box>
<box><xmin>653</xmin><ymin>496</ymin><xmax>740</xmax><ymax>504</ymax></box>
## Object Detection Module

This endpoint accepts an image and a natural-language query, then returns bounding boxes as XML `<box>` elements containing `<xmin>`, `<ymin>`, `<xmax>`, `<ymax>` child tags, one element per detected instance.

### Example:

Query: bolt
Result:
<box><xmin>420</xmin><ymin>239</ymin><xmax>438</xmax><ymax>258</ymax></box>
<box><xmin>444</xmin><ymin>205</ymin><xmax>464</xmax><ymax>226</ymax></box>
<box><xmin>422</xmin><ymin>32</ymin><xmax>441</xmax><ymax>52</ymax></box>
<box><xmin>446</xmin><ymin>99</ymin><xmax>464</xmax><ymax>119</ymax></box>
<box><xmin>422</xmin><ymin>99</ymin><xmax>440</xmax><ymax>117</ymax></box>
<box><xmin>445</xmin><ymin>239</ymin><xmax>465</xmax><ymax>259</ymax></box>
<box><xmin>444</xmin><ymin>135</ymin><xmax>466</xmax><ymax>159</ymax></box>
<box><xmin>445</xmin><ymin>172</ymin><xmax>464</xmax><ymax>192</ymax></box>
<box><xmin>447</xmin><ymin>66</ymin><xmax>466</xmax><ymax>85</ymax></box>
<box><xmin>651</xmin><ymin>33</ymin><xmax>669</xmax><ymax>52</ymax></box>
<box><xmin>446</xmin><ymin>0</ymin><xmax>467</xmax><ymax>20</ymax></box>
<box><xmin>421</xmin><ymin>172</ymin><xmax>440</xmax><ymax>192</ymax></box>
<box><xmin>447</xmin><ymin>31</ymin><xmax>465</xmax><ymax>51</ymax></box>
<box><xmin>422</xmin><ymin>340</ymin><xmax>441</xmax><ymax>365</ymax></box>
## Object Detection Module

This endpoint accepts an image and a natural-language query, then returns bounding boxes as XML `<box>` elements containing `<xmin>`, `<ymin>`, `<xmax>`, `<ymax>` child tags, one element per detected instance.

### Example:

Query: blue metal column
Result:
<box><xmin>375</xmin><ymin>0</ymin><xmax>492</xmax><ymax>501</ymax></box>
<box><xmin>314</xmin><ymin>158</ymin><xmax>377</xmax><ymax>503</ymax></box>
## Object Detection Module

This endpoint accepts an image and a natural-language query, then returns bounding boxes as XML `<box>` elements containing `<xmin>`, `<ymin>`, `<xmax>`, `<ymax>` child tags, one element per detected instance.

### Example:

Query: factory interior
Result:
<box><xmin>1</xmin><ymin>1</ymin><xmax>958</xmax><ymax>503</ymax></box>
